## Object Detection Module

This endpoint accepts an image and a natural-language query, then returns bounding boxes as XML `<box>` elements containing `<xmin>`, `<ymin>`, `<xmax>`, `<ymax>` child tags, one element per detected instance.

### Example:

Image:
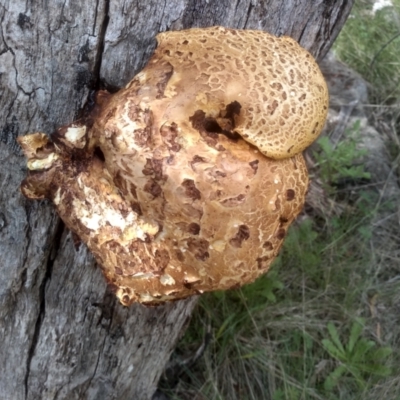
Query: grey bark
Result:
<box><xmin>0</xmin><ymin>1</ymin><xmax>354</xmax><ymax>399</ymax></box>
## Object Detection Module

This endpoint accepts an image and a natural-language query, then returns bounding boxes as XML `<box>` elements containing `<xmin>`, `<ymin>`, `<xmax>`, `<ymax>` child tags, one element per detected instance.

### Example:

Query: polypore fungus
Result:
<box><xmin>18</xmin><ymin>27</ymin><xmax>328</xmax><ymax>305</ymax></box>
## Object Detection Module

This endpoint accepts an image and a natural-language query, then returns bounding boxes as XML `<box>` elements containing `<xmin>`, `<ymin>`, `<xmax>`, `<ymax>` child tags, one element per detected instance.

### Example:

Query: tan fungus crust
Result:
<box><xmin>18</xmin><ymin>27</ymin><xmax>327</xmax><ymax>305</ymax></box>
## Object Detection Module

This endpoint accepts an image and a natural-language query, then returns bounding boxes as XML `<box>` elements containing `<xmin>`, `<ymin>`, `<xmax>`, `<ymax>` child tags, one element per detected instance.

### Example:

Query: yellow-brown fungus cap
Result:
<box><xmin>151</xmin><ymin>26</ymin><xmax>329</xmax><ymax>159</ymax></box>
<box><xmin>18</xmin><ymin>27</ymin><xmax>327</xmax><ymax>305</ymax></box>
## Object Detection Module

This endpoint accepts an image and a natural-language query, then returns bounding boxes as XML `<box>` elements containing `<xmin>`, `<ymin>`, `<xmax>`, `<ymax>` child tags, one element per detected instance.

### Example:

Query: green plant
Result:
<box><xmin>334</xmin><ymin>0</ymin><xmax>400</xmax><ymax>103</ymax></box>
<box><xmin>312</xmin><ymin>120</ymin><xmax>371</xmax><ymax>189</ymax></box>
<box><xmin>322</xmin><ymin>318</ymin><xmax>392</xmax><ymax>391</ymax></box>
<box><xmin>232</xmin><ymin>270</ymin><xmax>284</xmax><ymax>305</ymax></box>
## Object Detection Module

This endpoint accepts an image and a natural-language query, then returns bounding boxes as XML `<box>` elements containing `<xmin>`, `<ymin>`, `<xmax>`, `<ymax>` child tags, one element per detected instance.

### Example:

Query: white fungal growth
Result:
<box><xmin>65</xmin><ymin>125</ymin><xmax>87</xmax><ymax>146</ymax></box>
<box><xmin>27</xmin><ymin>153</ymin><xmax>59</xmax><ymax>170</ymax></box>
<box><xmin>160</xmin><ymin>274</ymin><xmax>176</xmax><ymax>286</ymax></box>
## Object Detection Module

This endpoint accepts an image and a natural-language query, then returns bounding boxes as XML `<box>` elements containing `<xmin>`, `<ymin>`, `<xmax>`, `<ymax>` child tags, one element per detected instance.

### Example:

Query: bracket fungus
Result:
<box><xmin>18</xmin><ymin>27</ymin><xmax>328</xmax><ymax>305</ymax></box>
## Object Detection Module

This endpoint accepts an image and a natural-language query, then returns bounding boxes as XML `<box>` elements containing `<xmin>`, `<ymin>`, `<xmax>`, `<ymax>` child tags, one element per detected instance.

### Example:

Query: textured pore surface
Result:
<box><xmin>146</xmin><ymin>26</ymin><xmax>329</xmax><ymax>159</ymax></box>
<box><xmin>18</xmin><ymin>27</ymin><xmax>320</xmax><ymax>305</ymax></box>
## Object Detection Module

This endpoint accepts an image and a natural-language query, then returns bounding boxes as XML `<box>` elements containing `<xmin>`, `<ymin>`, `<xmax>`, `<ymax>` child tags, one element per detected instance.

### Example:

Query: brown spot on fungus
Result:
<box><xmin>187</xmin><ymin>222</ymin><xmax>201</xmax><ymax>235</ymax></box>
<box><xmin>276</xmin><ymin>228</ymin><xmax>286</xmax><ymax>240</ymax></box>
<box><xmin>257</xmin><ymin>256</ymin><xmax>270</xmax><ymax>270</ymax></box>
<box><xmin>181</xmin><ymin>179</ymin><xmax>201</xmax><ymax>200</ymax></box>
<box><xmin>187</xmin><ymin>238</ymin><xmax>210</xmax><ymax>261</ymax></box>
<box><xmin>175</xmin><ymin>249</ymin><xmax>185</xmax><ymax>262</ymax></box>
<box><xmin>286</xmin><ymin>189</ymin><xmax>295</xmax><ymax>201</ymax></box>
<box><xmin>144</xmin><ymin>180</ymin><xmax>162</xmax><ymax>198</ymax></box>
<box><xmin>220</xmin><ymin>194</ymin><xmax>246</xmax><ymax>208</ymax></box>
<box><xmin>249</xmin><ymin>160</ymin><xmax>259</xmax><ymax>174</ymax></box>
<box><xmin>263</xmin><ymin>241</ymin><xmax>273</xmax><ymax>251</ymax></box>
<box><xmin>154</xmin><ymin>249</ymin><xmax>170</xmax><ymax>270</ymax></box>
<box><xmin>229</xmin><ymin>225</ymin><xmax>250</xmax><ymax>248</ymax></box>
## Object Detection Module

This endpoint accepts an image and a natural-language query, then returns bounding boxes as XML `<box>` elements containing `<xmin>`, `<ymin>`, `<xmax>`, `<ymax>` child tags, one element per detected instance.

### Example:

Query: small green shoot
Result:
<box><xmin>322</xmin><ymin>318</ymin><xmax>392</xmax><ymax>391</ymax></box>
<box><xmin>312</xmin><ymin>120</ymin><xmax>371</xmax><ymax>189</ymax></box>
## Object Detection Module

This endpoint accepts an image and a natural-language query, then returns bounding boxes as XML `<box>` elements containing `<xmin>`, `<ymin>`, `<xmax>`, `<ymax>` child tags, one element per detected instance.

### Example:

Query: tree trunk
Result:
<box><xmin>0</xmin><ymin>1</ymin><xmax>354</xmax><ymax>399</ymax></box>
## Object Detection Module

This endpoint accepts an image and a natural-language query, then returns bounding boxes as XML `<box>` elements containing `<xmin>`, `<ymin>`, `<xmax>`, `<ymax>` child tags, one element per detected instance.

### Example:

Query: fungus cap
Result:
<box><xmin>148</xmin><ymin>26</ymin><xmax>329</xmax><ymax>159</ymax></box>
<box><xmin>18</xmin><ymin>27</ymin><xmax>328</xmax><ymax>305</ymax></box>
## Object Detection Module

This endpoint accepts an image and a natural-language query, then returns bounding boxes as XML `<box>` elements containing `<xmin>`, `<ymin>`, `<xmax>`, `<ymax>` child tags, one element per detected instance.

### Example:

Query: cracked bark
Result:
<box><xmin>0</xmin><ymin>1</ymin><xmax>354</xmax><ymax>399</ymax></box>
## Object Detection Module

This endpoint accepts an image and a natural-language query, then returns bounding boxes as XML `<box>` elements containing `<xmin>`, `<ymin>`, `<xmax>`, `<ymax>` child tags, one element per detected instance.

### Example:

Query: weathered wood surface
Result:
<box><xmin>0</xmin><ymin>1</ymin><xmax>354</xmax><ymax>399</ymax></box>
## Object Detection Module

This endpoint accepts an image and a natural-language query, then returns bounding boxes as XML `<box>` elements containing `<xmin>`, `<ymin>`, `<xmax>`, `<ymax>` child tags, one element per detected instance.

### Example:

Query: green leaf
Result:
<box><xmin>352</xmin><ymin>339</ymin><xmax>375</xmax><ymax>361</ymax></box>
<box><xmin>327</xmin><ymin>323</ymin><xmax>346</xmax><ymax>355</ymax></box>
<box><xmin>372</xmin><ymin>346</ymin><xmax>393</xmax><ymax>360</ymax></box>
<box><xmin>322</xmin><ymin>339</ymin><xmax>345</xmax><ymax>360</ymax></box>
<box><xmin>347</xmin><ymin>318</ymin><xmax>364</xmax><ymax>353</ymax></box>
<box><xmin>346</xmin><ymin>365</ymin><xmax>366</xmax><ymax>389</ymax></box>
<box><xmin>316</xmin><ymin>136</ymin><xmax>334</xmax><ymax>157</ymax></box>
<box><xmin>356</xmin><ymin>363</ymin><xmax>391</xmax><ymax>376</ymax></box>
<box><xmin>324</xmin><ymin>364</ymin><xmax>347</xmax><ymax>391</ymax></box>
